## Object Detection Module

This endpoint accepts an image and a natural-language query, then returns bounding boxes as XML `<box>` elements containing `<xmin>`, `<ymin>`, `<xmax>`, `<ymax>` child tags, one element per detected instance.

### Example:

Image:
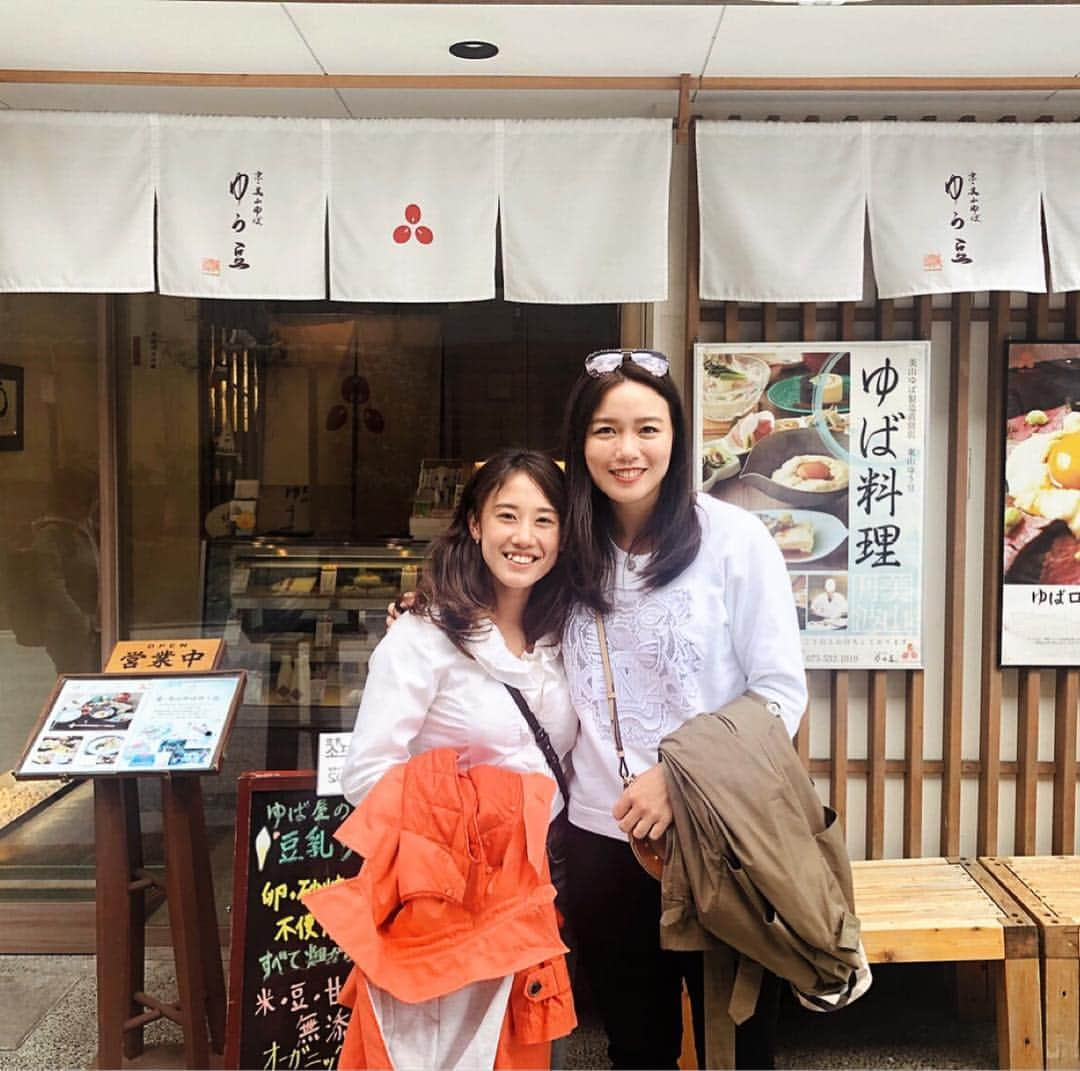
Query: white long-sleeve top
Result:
<box><xmin>340</xmin><ymin>611</ymin><xmax>577</xmax><ymax>818</ymax></box>
<box><xmin>562</xmin><ymin>493</ymin><xmax>808</xmax><ymax>840</ymax></box>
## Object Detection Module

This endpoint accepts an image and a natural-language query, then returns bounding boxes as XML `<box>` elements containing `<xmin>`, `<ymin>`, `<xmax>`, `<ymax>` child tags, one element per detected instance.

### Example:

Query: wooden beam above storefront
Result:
<box><xmin>2</xmin><ymin>70</ymin><xmax>1080</xmax><ymax>93</ymax></box>
<box><xmin>166</xmin><ymin>0</ymin><xmax>1080</xmax><ymax>6</ymax></box>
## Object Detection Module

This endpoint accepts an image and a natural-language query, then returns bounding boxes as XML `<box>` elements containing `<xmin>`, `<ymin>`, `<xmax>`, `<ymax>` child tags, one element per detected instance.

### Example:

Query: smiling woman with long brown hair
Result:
<box><xmin>559</xmin><ymin>350</ymin><xmax>808</xmax><ymax>1070</ymax></box>
<box><xmin>321</xmin><ymin>448</ymin><xmax>578</xmax><ymax>1070</ymax></box>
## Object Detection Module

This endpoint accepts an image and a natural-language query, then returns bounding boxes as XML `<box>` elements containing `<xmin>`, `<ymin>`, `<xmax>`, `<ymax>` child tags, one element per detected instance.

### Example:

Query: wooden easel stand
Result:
<box><xmin>95</xmin><ymin>774</ymin><xmax>226</xmax><ymax>1069</ymax></box>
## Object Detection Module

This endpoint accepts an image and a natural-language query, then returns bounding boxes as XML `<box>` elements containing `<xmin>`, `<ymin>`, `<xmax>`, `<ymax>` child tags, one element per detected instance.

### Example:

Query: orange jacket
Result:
<box><xmin>302</xmin><ymin>749</ymin><xmax>576</xmax><ymax>1068</ymax></box>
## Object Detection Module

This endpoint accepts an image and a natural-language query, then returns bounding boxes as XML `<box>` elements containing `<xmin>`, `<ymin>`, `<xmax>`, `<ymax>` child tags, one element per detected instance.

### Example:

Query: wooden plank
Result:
<box><xmin>838</xmin><ymin>302</ymin><xmax>857</xmax><ymax>343</ymax></box>
<box><xmin>675</xmin><ymin>74</ymin><xmax>691</xmax><ymax>146</ymax></box>
<box><xmin>867</xmin><ymin>670</ymin><xmax>888</xmax><ymax>860</ymax></box>
<box><xmin>95</xmin><ymin>779</ymin><xmax>137</xmax><ymax>1071</ymax></box>
<box><xmin>1053</xmin><ymin>670</ymin><xmax>1078</xmax><ymax>854</ymax></box>
<box><xmin>862</xmin><ymin>928</ymin><xmax>1005</xmax><ymax>964</ymax></box>
<box><xmin>809</xmin><ymin>757</ymin><xmax>1080</xmax><ymax>780</ymax></box>
<box><xmin>723</xmin><ymin>302</ymin><xmax>738</xmax><ymax>344</ymax></box>
<box><xmin>98</xmin><ymin>296</ymin><xmax>119</xmax><ymax>663</ymax></box>
<box><xmin>762</xmin><ymin>302</ymin><xmax>778</xmax><ymax>344</ymax></box>
<box><xmin>986</xmin><ymin>856</ymin><xmax>1080</xmax><ymax>952</ymax></box>
<box><xmin>915</xmin><ymin>295</ymin><xmax>934</xmax><ymax>342</ymax></box>
<box><xmin>0</xmin><ymin>69</ymin><xmax>686</xmax><ymax>90</ymax></box>
<box><xmin>1016</xmin><ymin>671</ymin><xmax>1041</xmax><ymax>856</ymax></box>
<box><xmin>797</xmin><ymin>298</ymin><xmax>819</xmax><ymax>775</ymax></box>
<box><xmin>1029</xmin><ymin>290</ymin><xmax>1050</xmax><ymax>339</ymax></box>
<box><xmin>905</xmin><ymin>672</ymin><xmax>926</xmax><ymax>857</ymax></box>
<box><xmin>991</xmin><ymin>852</ymin><xmax>1080</xmax><ymax>1068</ymax></box>
<box><xmin>854</xmin><ymin>855</ymin><xmax>959</xmax><ymax>870</ymax></box>
<box><xmin>1044</xmin><ymin>959</ymin><xmax>1080</xmax><ymax>1071</ymax></box>
<box><xmin>122</xmin><ymin>779</ymin><xmax>147</xmax><ymax>1059</ymax></box>
<box><xmin>997</xmin><ymin>957</ymin><xmax>1046</xmax><ymax>1070</ymax></box>
<box><xmin>977</xmin><ymin>291</ymin><xmax>1011</xmax><ymax>856</ymax></box>
<box><xmin>854</xmin><ymin>901</ymin><xmax>1009</xmax><ymax>920</ymax></box>
<box><xmin>9</xmin><ymin>70</ymin><xmax>1080</xmax><ymax>93</ymax></box>
<box><xmin>702</xmin><ymin>303</ymin><xmax>1080</xmax><ymax>327</ymax></box>
<box><xmin>830</xmin><ymin>670</ymin><xmax>849</xmax><ymax>824</ymax></box>
<box><xmin>757</xmin><ymin>296</ymin><xmax>812</xmax><ymax>768</ymax></box>
<box><xmin>876</xmin><ymin>297</ymin><xmax>895</xmax><ymax>340</ymax></box>
<box><xmin>941</xmin><ymin>292</ymin><xmax>972</xmax><ymax>857</ymax></box>
<box><xmin>684</xmin><ymin>120</ymin><xmax>700</xmax><ymax>402</ymax></box>
<box><xmin>161</xmin><ymin>778</ymin><xmax>212</xmax><ymax>1070</ymax></box>
<box><xmin>833</xmin><ymin>300</ymin><xmax>856</xmax><ymax>829</ymax></box>
<box><xmin>0</xmin><ymin>901</ymin><xmax>96</xmax><ymax>953</ymax></box>
<box><xmin>795</xmin><ymin>708</ymin><xmax>811</xmax><ymax>769</ymax></box>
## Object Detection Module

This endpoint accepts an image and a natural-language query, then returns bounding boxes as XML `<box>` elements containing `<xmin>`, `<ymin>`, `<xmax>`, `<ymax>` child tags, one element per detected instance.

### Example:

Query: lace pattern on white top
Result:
<box><xmin>565</xmin><ymin>587</ymin><xmax>704</xmax><ymax>750</ymax></box>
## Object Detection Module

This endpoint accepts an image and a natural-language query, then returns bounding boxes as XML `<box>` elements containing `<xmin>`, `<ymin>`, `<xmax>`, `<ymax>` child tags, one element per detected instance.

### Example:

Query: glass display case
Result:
<box><xmin>202</xmin><ymin>539</ymin><xmax>426</xmax><ymax>766</ymax></box>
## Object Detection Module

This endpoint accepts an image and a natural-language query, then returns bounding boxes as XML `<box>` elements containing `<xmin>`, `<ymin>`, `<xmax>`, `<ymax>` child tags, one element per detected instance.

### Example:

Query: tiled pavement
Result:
<box><xmin>0</xmin><ymin>957</ymin><xmax>998</xmax><ymax>1070</ymax></box>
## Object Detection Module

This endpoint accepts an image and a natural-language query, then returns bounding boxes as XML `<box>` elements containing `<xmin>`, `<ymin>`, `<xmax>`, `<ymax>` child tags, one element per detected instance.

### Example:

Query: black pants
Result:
<box><xmin>565</xmin><ymin>822</ymin><xmax>779</xmax><ymax>1071</ymax></box>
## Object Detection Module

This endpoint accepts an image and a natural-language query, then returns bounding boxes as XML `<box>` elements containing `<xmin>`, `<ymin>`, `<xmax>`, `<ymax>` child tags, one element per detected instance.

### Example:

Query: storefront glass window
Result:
<box><xmin>0</xmin><ymin>293</ymin><xmax>616</xmax><ymax>943</ymax></box>
<box><xmin>0</xmin><ymin>294</ymin><xmax>102</xmax><ymax>899</ymax></box>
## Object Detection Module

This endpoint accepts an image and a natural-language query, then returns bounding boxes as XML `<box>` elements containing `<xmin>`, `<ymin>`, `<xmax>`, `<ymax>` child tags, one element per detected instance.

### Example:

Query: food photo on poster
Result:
<box><xmin>16</xmin><ymin>672</ymin><xmax>244</xmax><ymax>778</ymax></box>
<box><xmin>694</xmin><ymin>342</ymin><xmax>928</xmax><ymax>670</ymax></box>
<box><xmin>1000</xmin><ymin>342</ymin><xmax>1080</xmax><ymax>666</ymax></box>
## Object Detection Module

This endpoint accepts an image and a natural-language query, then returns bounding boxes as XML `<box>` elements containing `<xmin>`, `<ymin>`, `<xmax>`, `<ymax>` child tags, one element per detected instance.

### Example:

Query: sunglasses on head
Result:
<box><xmin>584</xmin><ymin>349</ymin><xmax>670</xmax><ymax>378</ymax></box>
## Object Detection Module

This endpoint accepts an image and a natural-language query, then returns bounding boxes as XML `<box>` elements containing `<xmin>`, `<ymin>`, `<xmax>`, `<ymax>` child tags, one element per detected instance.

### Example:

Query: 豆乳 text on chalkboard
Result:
<box><xmin>225</xmin><ymin>772</ymin><xmax>361</xmax><ymax>1071</ymax></box>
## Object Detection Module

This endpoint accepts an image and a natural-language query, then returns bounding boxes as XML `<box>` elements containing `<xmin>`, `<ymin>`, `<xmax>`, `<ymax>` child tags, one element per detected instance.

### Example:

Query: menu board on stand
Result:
<box><xmin>13</xmin><ymin>651</ymin><xmax>243</xmax><ymax>1070</ymax></box>
<box><xmin>225</xmin><ymin>771</ymin><xmax>360</xmax><ymax>1071</ymax></box>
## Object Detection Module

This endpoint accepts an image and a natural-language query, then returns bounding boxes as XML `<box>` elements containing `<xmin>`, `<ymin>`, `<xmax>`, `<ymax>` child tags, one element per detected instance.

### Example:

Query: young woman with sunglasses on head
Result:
<box><xmin>326</xmin><ymin>449</ymin><xmax>579</xmax><ymax>1070</ymax></box>
<box><xmin>559</xmin><ymin>350</ymin><xmax>808</xmax><ymax>1071</ymax></box>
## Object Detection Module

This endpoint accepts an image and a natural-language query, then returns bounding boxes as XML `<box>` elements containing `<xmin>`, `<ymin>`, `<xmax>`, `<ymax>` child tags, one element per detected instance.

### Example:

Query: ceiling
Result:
<box><xmin>1</xmin><ymin>1</ymin><xmax>1079</xmax><ymax>121</ymax></box>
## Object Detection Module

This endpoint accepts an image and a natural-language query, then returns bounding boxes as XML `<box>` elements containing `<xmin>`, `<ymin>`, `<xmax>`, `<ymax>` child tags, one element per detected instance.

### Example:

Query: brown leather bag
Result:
<box><xmin>594</xmin><ymin>612</ymin><xmax>669</xmax><ymax>880</ymax></box>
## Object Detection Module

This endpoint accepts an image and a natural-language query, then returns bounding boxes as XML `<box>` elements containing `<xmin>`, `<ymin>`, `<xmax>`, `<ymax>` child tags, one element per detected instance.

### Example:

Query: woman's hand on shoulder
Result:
<box><xmin>612</xmin><ymin>763</ymin><xmax>672</xmax><ymax>841</ymax></box>
<box><xmin>385</xmin><ymin>591</ymin><xmax>417</xmax><ymax>630</ymax></box>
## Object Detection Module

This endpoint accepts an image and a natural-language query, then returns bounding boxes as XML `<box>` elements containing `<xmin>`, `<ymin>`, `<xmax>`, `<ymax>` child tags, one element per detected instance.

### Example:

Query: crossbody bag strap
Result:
<box><xmin>594</xmin><ymin>612</ymin><xmax>634</xmax><ymax>789</ymax></box>
<box><xmin>503</xmin><ymin>684</ymin><xmax>570</xmax><ymax>805</ymax></box>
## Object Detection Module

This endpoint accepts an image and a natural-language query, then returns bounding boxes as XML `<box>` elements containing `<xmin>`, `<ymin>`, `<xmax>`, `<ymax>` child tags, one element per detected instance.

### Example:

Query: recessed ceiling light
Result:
<box><xmin>449</xmin><ymin>40</ymin><xmax>499</xmax><ymax>61</ymax></box>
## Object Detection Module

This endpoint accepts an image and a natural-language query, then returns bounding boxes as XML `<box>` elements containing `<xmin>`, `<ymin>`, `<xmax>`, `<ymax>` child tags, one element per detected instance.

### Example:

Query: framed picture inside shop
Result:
<box><xmin>999</xmin><ymin>341</ymin><xmax>1080</xmax><ymax>667</ymax></box>
<box><xmin>0</xmin><ymin>363</ymin><xmax>23</xmax><ymax>451</ymax></box>
<box><xmin>693</xmin><ymin>341</ymin><xmax>930</xmax><ymax>671</ymax></box>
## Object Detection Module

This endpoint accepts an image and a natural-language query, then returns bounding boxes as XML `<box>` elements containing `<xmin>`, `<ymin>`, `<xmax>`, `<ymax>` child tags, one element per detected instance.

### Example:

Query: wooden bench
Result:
<box><xmin>678</xmin><ymin>856</ymin><xmax>1044</xmax><ymax>1069</ymax></box>
<box><xmin>982</xmin><ymin>856</ymin><xmax>1080</xmax><ymax>1070</ymax></box>
<box><xmin>853</xmin><ymin>857</ymin><xmax>1044</xmax><ymax>1070</ymax></box>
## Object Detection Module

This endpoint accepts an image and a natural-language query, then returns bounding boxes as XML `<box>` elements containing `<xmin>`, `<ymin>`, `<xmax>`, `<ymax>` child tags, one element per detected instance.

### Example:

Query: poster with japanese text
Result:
<box><xmin>1000</xmin><ymin>342</ymin><xmax>1080</xmax><ymax>666</ymax></box>
<box><xmin>226</xmin><ymin>773</ymin><xmax>360</xmax><ymax>1071</ymax></box>
<box><xmin>693</xmin><ymin>342</ymin><xmax>928</xmax><ymax>670</ymax></box>
<box><xmin>16</xmin><ymin>671</ymin><xmax>243</xmax><ymax>778</ymax></box>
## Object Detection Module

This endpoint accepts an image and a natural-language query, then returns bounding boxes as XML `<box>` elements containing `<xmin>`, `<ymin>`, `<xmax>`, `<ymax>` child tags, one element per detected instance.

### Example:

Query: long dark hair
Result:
<box><xmin>562</xmin><ymin>357</ymin><xmax>701</xmax><ymax>612</ymax></box>
<box><xmin>412</xmin><ymin>449</ymin><xmax>571</xmax><ymax>653</ymax></box>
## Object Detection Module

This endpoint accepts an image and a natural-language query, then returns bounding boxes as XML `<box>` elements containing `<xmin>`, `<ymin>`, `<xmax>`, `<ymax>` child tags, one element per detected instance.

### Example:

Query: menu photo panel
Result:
<box><xmin>1000</xmin><ymin>342</ymin><xmax>1080</xmax><ymax>666</ymax></box>
<box><xmin>15</xmin><ymin>671</ymin><xmax>245</xmax><ymax>778</ymax></box>
<box><xmin>693</xmin><ymin>342</ymin><xmax>929</xmax><ymax>670</ymax></box>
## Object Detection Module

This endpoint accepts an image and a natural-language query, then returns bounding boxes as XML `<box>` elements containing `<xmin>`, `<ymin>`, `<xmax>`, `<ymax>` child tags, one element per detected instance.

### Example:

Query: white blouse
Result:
<box><xmin>340</xmin><ymin>611</ymin><xmax>577</xmax><ymax>817</ymax></box>
<box><xmin>563</xmin><ymin>492</ymin><xmax>808</xmax><ymax>840</ymax></box>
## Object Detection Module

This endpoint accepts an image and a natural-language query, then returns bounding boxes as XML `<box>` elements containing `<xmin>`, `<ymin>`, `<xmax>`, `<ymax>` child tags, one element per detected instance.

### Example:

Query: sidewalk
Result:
<box><xmin>0</xmin><ymin>956</ymin><xmax>998</xmax><ymax>1070</ymax></box>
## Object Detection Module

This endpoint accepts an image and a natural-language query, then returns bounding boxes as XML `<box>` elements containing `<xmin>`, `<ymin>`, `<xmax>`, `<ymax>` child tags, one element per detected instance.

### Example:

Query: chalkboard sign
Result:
<box><xmin>225</xmin><ymin>771</ymin><xmax>360</xmax><ymax>1070</ymax></box>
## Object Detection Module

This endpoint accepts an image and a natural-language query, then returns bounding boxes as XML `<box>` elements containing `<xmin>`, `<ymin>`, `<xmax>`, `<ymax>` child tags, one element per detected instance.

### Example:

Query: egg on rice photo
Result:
<box><xmin>1002</xmin><ymin>344</ymin><xmax>1080</xmax><ymax>589</ymax></box>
